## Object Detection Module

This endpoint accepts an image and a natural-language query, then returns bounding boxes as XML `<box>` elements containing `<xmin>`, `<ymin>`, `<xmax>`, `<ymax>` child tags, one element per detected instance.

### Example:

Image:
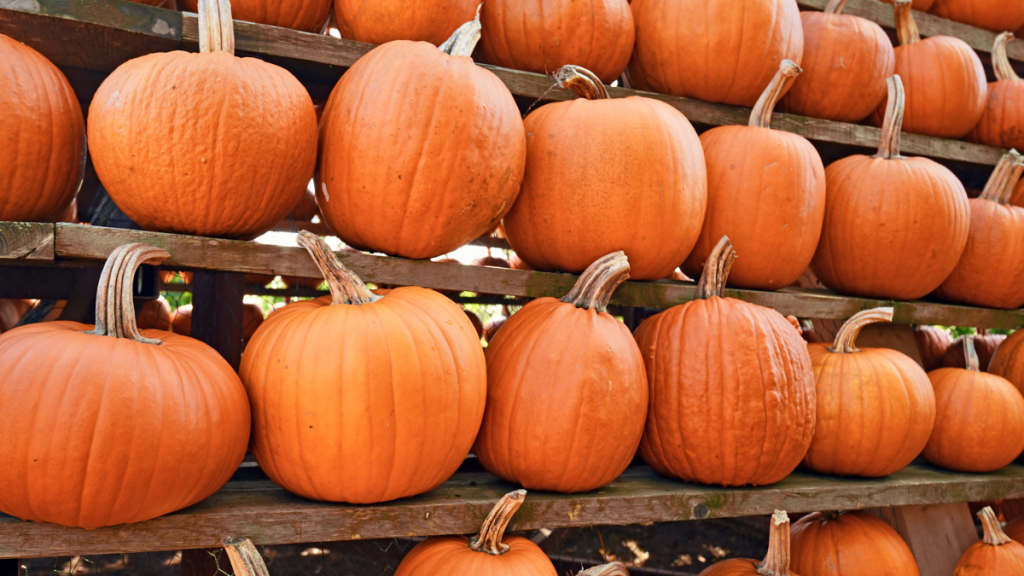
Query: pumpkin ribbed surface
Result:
<box><xmin>936</xmin><ymin>199</ymin><xmax>1024</xmax><ymax>308</ymax></box>
<box><xmin>790</xmin><ymin>511</ymin><xmax>921</xmax><ymax>576</ymax></box>
<box><xmin>394</xmin><ymin>536</ymin><xmax>556</xmax><ymax>576</ymax></box>
<box><xmin>333</xmin><ymin>0</ymin><xmax>479</xmax><ymax>46</ymax></box>
<box><xmin>180</xmin><ymin>0</ymin><xmax>332</xmax><ymax>32</ymax></box>
<box><xmin>955</xmin><ymin>508</ymin><xmax>1024</xmax><ymax>575</ymax></box>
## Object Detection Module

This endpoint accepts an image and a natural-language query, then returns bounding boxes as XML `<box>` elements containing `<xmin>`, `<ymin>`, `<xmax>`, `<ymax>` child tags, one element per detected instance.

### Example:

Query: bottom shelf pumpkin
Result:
<box><xmin>991</xmin><ymin>329</ymin><xmax>1024</xmax><ymax>398</ymax></box>
<box><xmin>136</xmin><ymin>297</ymin><xmax>173</xmax><ymax>331</ymax></box>
<box><xmin>790</xmin><ymin>511</ymin><xmax>920</xmax><ymax>576</ymax></box>
<box><xmin>955</xmin><ymin>507</ymin><xmax>1024</xmax><ymax>575</ymax></box>
<box><xmin>914</xmin><ymin>325</ymin><xmax>952</xmax><ymax>372</ymax></box>
<box><xmin>943</xmin><ymin>332</ymin><xmax>1005</xmax><ymax>372</ymax></box>
<box><xmin>698</xmin><ymin>510</ymin><xmax>795</xmax><ymax>576</ymax></box>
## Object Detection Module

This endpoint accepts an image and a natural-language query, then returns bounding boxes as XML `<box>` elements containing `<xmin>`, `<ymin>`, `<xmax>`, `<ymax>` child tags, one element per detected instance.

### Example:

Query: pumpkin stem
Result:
<box><xmin>893</xmin><ymin>0</ymin><xmax>921</xmax><ymax>45</ymax></box>
<box><xmin>993</xmin><ymin>32</ymin><xmax>1020</xmax><ymax>82</ymax></box>
<box><xmin>980</xmin><ymin>149</ymin><xmax>1024</xmax><ymax>205</ymax></box>
<box><xmin>222</xmin><ymin>538</ymin><xmax>270</xmax><ymax>576</ymax></box>
<box><xmin>579</xmin><ymin>563</ymin><xmax>630</xmax><ymax>576</ymax></box>
<box><xmin>824</xmin><ymin>0</ymin><xmax>849</xmax><ymax>14</ymax></box>
<box><xmin>555</xmin><ymin>65</ymin><xmax>611</xmax><ymax>100</ymax></box>
<box><xmin>749</xmin><ymin>60</ymin><xmax>801</xmax><ymax>128</ymax></box>
<box><xmin>829</xmin><ymin>307</ymin><xmax>895</xmax><ymax>354</ymax></box>
<box><xmin>469</xmin><ymin>489</ymin><xmax>526</xmax><ymax>556</ymax></box>
<box><xmin>296</xmin><ymin>231</ymin><xmax>378</xmax><ymax>306</ymax></box>
<box><xmin>561</xmin><ymin>252</ymin><xmax>630</xmax><ymax>313</ymax></box>
<box><xmin>963</xmin><ymin>336</ymin><xmax>980</xmax><ymax>372</ymax></box>
<box><xmin>440</xmin><ymin>4</ymin><xmax>482</xmax><ymax>57</ymax></box>
<box><xmin>978</xmin><ymin>507</ymin><xmax>1013</xmax><ymax>546</ymax></box>
<box><xmin>875</xmin><ymin>75</ymin><xmax>906</xmax><ymax>160</ymax></box>
<box><xmin>695</xmin><ymin>237</ymin><xmax>737</xmax><ymax>300</ymax></box>
<box><xmin>198</xmin><ymin>0</ymin><xmax>235</xmax><ymax>54</ymax></box>
<box><xmin>757</xmin><ymin>510</ymin><xmax>792</xmax><ymax>576</ymax></box>
<box><xmin>87</xmin><ymin>243</ymin><xmax>171</xmax><ymax>345</ymax></box>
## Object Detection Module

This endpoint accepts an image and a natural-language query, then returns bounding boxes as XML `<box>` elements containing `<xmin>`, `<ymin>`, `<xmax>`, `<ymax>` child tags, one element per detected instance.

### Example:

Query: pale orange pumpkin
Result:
<box><xmin>931</xmin><ymin>0</ymin><xmax>1024</xmax><ymax>33</ymax></box>
<box><xmin>955</xmin><ymin>507</ymin><xmax>1024</xmax><ymax>575</ymax></box>
<box><xmin>179</xmin><ymin>0</ymin><xmax>332</xmax><ymax>33</ymax></box>
<box><xmin>333</xmin><ymin>0</ymin><xmax>480</xmax><ymax>46</ymax></box>
<box><xmin>969</xmin><ymin>33</ymin><xmax>1024</xmax><ymax>150</ymax></box>
<box><xmin>991</xmin><ymin>329</ymin><xmax>1024</xmax><ymax>396</ymax></box>
<box><xmin>791</xmin><ymin>511</ymin><xmax>921</xmax><ymax>576</ymax></box>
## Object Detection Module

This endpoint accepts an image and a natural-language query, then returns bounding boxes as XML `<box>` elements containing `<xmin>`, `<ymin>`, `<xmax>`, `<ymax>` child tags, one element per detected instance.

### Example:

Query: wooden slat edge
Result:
<box><xmin>0</xmin><ymin>223</ymin><xmax>54</xmax><ymax>261</ymax></box>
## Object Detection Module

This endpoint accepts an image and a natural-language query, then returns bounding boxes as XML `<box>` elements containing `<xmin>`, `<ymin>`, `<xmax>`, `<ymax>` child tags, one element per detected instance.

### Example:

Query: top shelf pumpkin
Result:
<box><xmin>179</xmin><ymin>0</ymin><xmax>333</xmax><ymax>33</ymax></box>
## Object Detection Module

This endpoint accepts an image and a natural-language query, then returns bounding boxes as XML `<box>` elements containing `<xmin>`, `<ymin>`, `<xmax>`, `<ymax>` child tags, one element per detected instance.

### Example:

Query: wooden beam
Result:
<box><xmin>875</xmin><ymin>504</ymin><xmax>978</xmax><ymax>576</ymax></box>
<box><xmin>0</xmin><ymin>223</ymin><xmax>53</xmax><ymax>261</ymax></box>
<box><xmin>190</xmin><ymin>271</ymin><xmax>245</xmax><ymax>370</ymax></box>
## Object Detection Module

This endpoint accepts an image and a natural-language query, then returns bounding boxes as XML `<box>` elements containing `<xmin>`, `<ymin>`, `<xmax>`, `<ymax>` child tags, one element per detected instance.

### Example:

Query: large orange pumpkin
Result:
<box><xmin>790</xmin><ymin>511</ymin><xmax>921</xmax><ymax>576</ymax></box>
<box><xmin>333</xmin><ymin>0</ymin><xmax>479</xmax><ymax>46</ymax></box>
<box><xmin>868</xmin><ymin>0</ymin><xmax>986</xmax><ymax>138</ymax></box>
<box><xmin>475</xmin><ymin>252</ymin><xmax>648</xmax><ymax>493</ymax></box>
<box><xmin>180</xmin><ymin>0</ymin><xmax>332</xmax><ymax>32</ymax></box>
<box><xmin>318</xmin><ymin>14</ymin><xmax>527</xmax><ymax>260</ymax></box>
<box><xmin>682</xmin><ymin>62</ymin><xmax>825</xmax><ymax>290</ymax></box>
<box><xmin>914</xmin><ymin>325</ymin><xmax>953</xmax><ymax>372</ymax></box>
<box><xmin>931</xmin><ymin>0</ymin><xmax>1024</xmax><ymax>33</ymax></box>
<box><xmin>943</xmin><ymin>332</ymin><xmax>1006</xmax><ymax>372</ymax></box>
<box><xmin>698</xmin><ymin>510</ymin><xmax>797</xmax><ymax>576</ymax></box>
<box><xmin>626</xmin><ymin>0</ymin><xmax>803</xmax><ymax>107</ymax></box>
<box><xmin>969</xmin><ymin>33</ymin><xmax>1024</xmax><ymax>149</ymax></box>
<box><xmin>502</xmin><ymin>66</ymin><xmax>707</xmax><ymax>281</ymax></box>
<box><xmin>991</xmin><ymin>330</ymin><xmax>1024</xmax><ymax>395</ymax></box>
<box><xmin>477</xmin><ymin>0</ymin><xmax>634</xmax><ymax>84</ymax></box>
<box><xmin>781</xmin><ymin>0</ymin><xmax>894</xmax><ymax>123</ymax></box>
<box><xmin>0</xmin><ymin>243</ymin><xmax>250</xmax><ymax>529</ymax></box>
<box><xmin>955</xmin><ymin>507</ymin><xmax>1024</xmax><ymax>575</ymax></box>
<box><xmin>88</xmin><ymin>0</ymin><xmax>318</xmax><ymax>239</ymax></box>
<box><xmin>812</xmin><ymin>75</ymin><xmax>970</xmax><ymax>299</ymax></box>
<box><xmin>636</xmin><ymin>238</ymin><xmax>816</xmax><ymax>486</ymax></box>
<box><xmin>0</xmin><ymin>34</ymin><xmax>85</xmax><ymax>222</ymax></box>
<box><xmin>394</xmin><ymin>490</ymin><xmax>557</xmax><ymax>576</ymax></box>
<box><xmin>804</xmin><ymin>308</ymin><xmax>935</xmax><ymax>477</ymax></box>
<box><xmin>923</xmin><ymin>337</ymin><xmax>1024</xmax><ymax>473</ymax></box>
<box><xmin>240</xmin><ymin>231</ymin><xmax>486</xmax><ymax>503</ymax></box>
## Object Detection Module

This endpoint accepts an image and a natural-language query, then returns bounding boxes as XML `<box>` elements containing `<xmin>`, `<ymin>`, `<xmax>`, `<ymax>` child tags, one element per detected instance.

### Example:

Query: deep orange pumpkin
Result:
<box><xmin>991</xmin><ymin>330</ymin><xmax>1024</xmax><ymax>396</ymax></box>
<box><xmin>0</xmin><ymin>243</ymin><xmax>250</xmax><ymax>529</ymax></box>
<box><xmin>475</xmin><ymin>252</ymin><xmax>648</xmax><ymax>493</ymax></box>
<box><xmin>394</xmin><ymin>490</ymin><xmax>557</xmax><ymax>576</ymax></box>
<box><xmin>160</xmin><ymin>270</ymin><xmax>194</xmax><ymax>285</ymax></box>
<box><xmin>791</xmin><ymin>511</ymin><xmax>920</xmax><ymax>576</ymax></box>
<box><xmin>914</xmin><ymin>325</ymin><xmax>953</xmax><ymax>372</ymax></box>
<box><xmin>503</xmin><ymin>66</ymin><xmax>707</xmax><ymax>282</ymax></box>
<box><xmin>943</xmin><ymin>332</ymin><xmax>1006</xmax><ymax>372</ymax></box>
<box><xmin>240</xmin><ymin>231</ymin><xmax>486</xmax><ymax>503</ymax></box>
<box><xmin>88</xmin><ymin>0</ymin><xmax>318</xmax><ymax>239</ymax></box>
<box><xmin>969</xmin><ymin>33</ymin><xmax>1024</xmax><ymax>149</ymax></box>
<box><xmin>136</xmin><ymin>297</ymin><xmax>174</xmax><ymax>331</ymax></box>
<box><xmin>626</xmin><ymin>0</ymin><xmax>803</xmax><ymax>107</ymax></box>
<box><xmin>170</xmin><ymin>302</ymin><xmax>265</xmax><ymax>345</ymax></box>
<box><xmin>682</xmin><ymin>61</ymin><xmax>825</xmax><ymax>290</ymax></box>
<box><xmin>180</xmin><ymin>0</ymin><xmax>332</xmax><ymax>32</ymax></box>
<box><xmin>333</xmin><ymin>0</ymin><xmax>479</xmax><ymax>46</ymax></box>
<box><xmin>812</xmin><ymin>75</ymin><xmax>971</xmax><ymax>299</ymax></box>
<box><xmin>0</xmin><ymin>34</ymin><xmax>85</xmax><ymax>222</ymax></box>
<box><xmin>955</xmin><ymin>507</ymin><xmax>1024</xmax><ymax>575</ymax></box>
<box><xmin>698</xmin><ymin>511</ymin><xmax>798</xmax><ymax>576</ymax></box>
<box><xmin>932</xmin><ymin>0</ymin><xmax>1024</xmax><ymax>33</ymax></box>
<box><xmin>923</xmin><ymin>337</ymin><xmax>1024</xmax><ymax>473</ymax></box>
<box><xmin>781</xmin><ymin>0</ymin><xmax>895</xmax><ymax>123</ymax></box>
<box><xmin>636</xmin><ymin>238</ymin><xmax>816</xmax><ymax>487</ymax></box>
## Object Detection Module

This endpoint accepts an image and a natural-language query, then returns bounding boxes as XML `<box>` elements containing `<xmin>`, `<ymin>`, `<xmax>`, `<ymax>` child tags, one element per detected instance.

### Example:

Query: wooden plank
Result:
<box><xmin>191</xmin><ymin>271</ymin><xmax>245</xmax><ymax>370</ymax></box>
<box><xmin>876</xmin><ymin>504</ymin><xmax>978</xmax><ymax>576</ymax></box>
<box><xmin>0</xmin><ymin>223</ymin><xmax>53</xmax><ymax>261</ymax></box>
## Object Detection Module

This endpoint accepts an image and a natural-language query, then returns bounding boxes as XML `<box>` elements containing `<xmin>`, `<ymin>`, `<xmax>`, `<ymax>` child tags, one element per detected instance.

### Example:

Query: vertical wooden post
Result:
<box><xmin>0</xmin><ymin>559</ymin><xmax>21</xmax><ymax>576</ymax></box>
<box><xmin>181</xmin><ymin>549</ymin><xmax>224</xmax><ymax>576</ymax></box>
<box><xmin>191</xmin><ymin>271</ymin><xmax>246</xmax><ymax>370</ymax></box>
<box><xmin>875</xmin><ymin>504</ymin><xmax>978</xmax><ymax>576</ymax></box>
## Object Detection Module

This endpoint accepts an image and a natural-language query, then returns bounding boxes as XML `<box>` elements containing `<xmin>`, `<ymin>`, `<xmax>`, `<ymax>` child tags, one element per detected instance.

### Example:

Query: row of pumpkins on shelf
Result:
<box><xmin>9</xmin><ymin>0</ymin><xmax>1024</xmax><ymax>307</ymax></box>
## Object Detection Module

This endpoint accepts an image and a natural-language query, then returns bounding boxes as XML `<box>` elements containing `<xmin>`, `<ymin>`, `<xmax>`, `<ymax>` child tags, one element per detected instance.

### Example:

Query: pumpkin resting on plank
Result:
<box><xmin>954</xmin><ymin>507</ymin><xmax>1024</xmax><ymax>575</ymax></box>
<box><xmin>791</xmin><ymin>511</ymin><xmax>921</xmax><ymax>576</ymax></box>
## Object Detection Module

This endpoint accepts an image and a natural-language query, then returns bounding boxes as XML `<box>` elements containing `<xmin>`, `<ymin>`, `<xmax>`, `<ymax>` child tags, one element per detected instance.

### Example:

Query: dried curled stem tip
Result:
<box><xmin>980</xmin><ymin>149</ymin><xmax>1024</xmax><ymax>205</ymax></box>
<box><xmin>994</xmin><ymin>32</ymin><xmax>1020</xmax><ymax>82</ymax></box>
<box><xmin>829</xmin><ymin>307</ymin><xmax>895</xmax><ymax>354</ymax></box>
<box><xmin>893</xmin><ymin>0</ymin><xmax>921</xmax><ymax>46</ymax></box>
<box><xmin>88</xmin><ymin>243</ymin><xmax>171</xmax><ymax>345</ymax></box>
<box><xmin>555</xmin><ymin>65</ymin><xmax>610</xmax><ymax>100</ymax></box>
<box><xmin>579</xmin><ymin>563</ymin><xmax>630</xmax><ymax>576</ymax></box>
<box><xmin>199</xmin><ymin>0</ymin><xmax>235</xmax><ymax>54</ymax></box>
<box><xmin>440</xmin><ymin>4</ymin><xmax>482</xmax><ymax>57</ymax></box>
<box><xmin>824</xmin><ymin>0</ymin><xmax>850</xmax><ymax>14</ymax></box>
<box><xmin>561</xmin><ymin>251</ymin><xmax>630</xmax><ymax>312</ymax></box>
<box><xmin>875</xmin><ymin>75</ymin><xmax>906</xmax><ymax>160</ymax></box>
<box><xmin>757</xmin><ymin>510</ymin><xmax>792</xmax><ymax>576</ymax></box>
<box><xmin>978</xmin><ymin>507</ymin><xmax>1013</xmax><ymax>546</ymax></box>
<box><xmin>695</xmin><ymin>237</ymin><xmax>737</xmax><ymax>300</ymax></box>
<box><xmin>963</xmin><ymin>336</ymin><xmax>980</xmax><ymax>372</ymax></box>
<box><xmin>749</xmin><ymin>60</ymin><xmax>801</xmax><ymax>128</ymax></box>
<box><xmin>469</xmin><ymin>489</ymin><xmax>527</xmax><ymax>556</ymax></box>
<box><xmin>222</xmin><ymin>537</ymin><xmax>271</xmax><ymax>576</ymax></box>
<box><xmin>296</xmin><ymin>230</ymin><xmax>378</xmax><ymax>306</ymax></box>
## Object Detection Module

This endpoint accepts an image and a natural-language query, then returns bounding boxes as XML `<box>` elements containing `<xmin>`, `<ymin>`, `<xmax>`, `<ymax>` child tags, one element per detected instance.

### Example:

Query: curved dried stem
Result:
<box><xmin>893</xmin><ymin>0</ymin><xmax>920</xmax><ymax>45</ymax></box>
<box><xmin>561</xmin><ymin>252</ymin><xmax>630</xmax><ymax>313</ymax></box>
<box><xmin>993</xmin><ymin>32</ymin><xmax>1020</xmax><ymax>82</ymax></box>
<box><xmin>296</xmin><ymin>231</ymin><xmax>378</xmax><ymax>306</ymax></box>
<box><xmin>978</xmin><ymin>507</ymin><xmax>1012</xmax><ymax>546</ymax></box>
<box><xmin>87</xmin><ymin>243</ymin><xmax>170</xmax><ymax>345</ymax></box>
<box><xmin>824</xmin><ymin>0</ymin><xmax>849</xmax><ymax>14</ymax></box>
<box><xmin>875</xmin><ymin>75</ymin><xmax>906</xmax><ymax>159</ymax></box>
<box><xmin>963</xmin><ymin>336</ymin><xmax>980</xmax><ymax>372</ymax></box>
<box><xmin>749</xmin><ymin>60</ymin><xmax>801</xmax><ymax>128</ymax></box>
<box><xmin>829</xmin><ymin>307</ymin><xmax>895</xmax><ymax>354</ymax></box>
<box><xmin>980</xmin><ymin>149</ymin><xmax>1024</xmax><ymax>205</ymax></box>
<box><xmin>555</xmin><ymin>65</ymin><xmax>611</xmax><ymax>100</ymax></box>
<box><xmin>579</xmin><ymin>563</ymin><xmax>630</xmax><ymax>576</ymax></box>
<box><xmin>695</xmin><ymin>237</ymin><xmax>737</xmax><ymax>300</ymax></box>
<box><xmin>440</xmin><ymin>4</ymin><xmax>482</xmax><ymax>57</ymax></box>
<box><xmin>222</xmin><ymin>538</ymin><xmax>270</xmax><ymax>576</ymax></box>
<box><xmin>468</xmin><ymin>490</ymin><xmax>526</xmax><ymax>556</ymax></box>
<box><xmin>757</xmin><ymin>510</ymin><xmax>792</xmax><ymax>576</ymax></box>
<box><xmin>199</xmin><ymin>0</ymin><xmax>235</xmax><ymax>54</ymax></box>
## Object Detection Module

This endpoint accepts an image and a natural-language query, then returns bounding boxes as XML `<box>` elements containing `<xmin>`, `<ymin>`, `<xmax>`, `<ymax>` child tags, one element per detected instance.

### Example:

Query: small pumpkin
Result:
<box><xmin>812</xmin><ymin>75</ymin><xmax>971</xmax><ymax>299</ymax></box>
<box><xmin>240</xmin><ymin>231</ymin><xmax>486</xmax><ymax>503</ymax></box>
<box><xmin>318</xmin><ymin>13</ymin><xmax>527</xmax><ymax>260</ymax></box>
<box><xmin>781</xmin><ymin>0</ymin><xmax>895</xmax><ymax>123</ymax></box>
<box><xmin>475</xmin><ymin>252</ymin><xmax>648</xmax><ymax>493</ymax></box>
<box><xmin>682</xmin><ymin>61</ymin><xmax>825</xmax><ymax>290</ymax></box>
<box><xmin>0</xmin><ymin>243</ymin><xmax>250</xmax><ymax>528</ymax></box>
<box><xmin>931</xmin><ymin>0</ymin><xmax>1024</xmax><ymax>33</ymax></box>
<box><xmin>180</xmin><ymin>0</ymin><xmax>332</xmax><ymax>33</ymax></box>
<box><xmin>790</xmin><ymin>511</ymin><xmax>921</xmax><ymax>576</ymax></box>
<box><xmin>991</xmin><ymin>329</ymin><xmax>1024</xmax><ymax>396</ymax></box>
<box><xmin>0</xmin><ymin>299</ymin><xmax>32</xmax><ymax>333</ymax></box>
<box><xmin>955</xmin><ymin>507</ymin><xmax>1024</xmax><ymax>575</ymax></box>
<box><xmin>333</xmin><ymin>0</ymin><xmax>479</xmax><ymax>46</ymax></box>
<box><xmin>698</xmin><ymin>510</ymin><xmax>797</xmax><ymax>576</ymax></box>
<box><xmin>160</xmin><ymin>270</ymin><xmax>193</xmax><ymax>285</ymax></box>
<box><xmin>637</xmin><ymin>238</ymin><xmax>816</xmax><ymax>486</ymax></box>
<box><xmin>503</xmin><ymin>66</ymin><xmax>707</xmax><ymax>282</ymax></box>
<box><xmin>923</xmin><ymin>337</ymin><xmax>1024</xmax><ymax>473</ymax></box>
<box><xmin>969</xmin><ymin>33</ymin><xmax>1024</xmax><ymax>149</ymax></box>
<box><xmin>170</xmin><ymin>302</ymin><xmax>265</xmax><ymax>345</ymax></box>
<box><xmin>943</xmin><ymin>332</ymin><xmax>1006</xmax><ymax>371</ymax></box>
<box><xmin>136</xmin><ymin>297</ymin><xmax>174</xmax><ymax>331</ymax></box>
<box><xmin>914</xmin><ymin>325</ymin><xmax>953</xmax><ymax>372</ymax></box>
<box><xmin>626</xmin><ymin>0</ymin><xmax>804</xmax><ymax>107</ymax></box>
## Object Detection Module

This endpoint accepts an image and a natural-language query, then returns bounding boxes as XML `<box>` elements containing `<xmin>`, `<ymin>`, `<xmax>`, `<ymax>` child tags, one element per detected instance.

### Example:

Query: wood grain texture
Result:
<box><xmin>875</xmin><ymin>503</ymin><xmax>979</xmax><ymax>576</ymax></box>
<box><xmin>0</xmin><ymin>223</ymin><xmax>53</xmax><ymax>261</ymax></box>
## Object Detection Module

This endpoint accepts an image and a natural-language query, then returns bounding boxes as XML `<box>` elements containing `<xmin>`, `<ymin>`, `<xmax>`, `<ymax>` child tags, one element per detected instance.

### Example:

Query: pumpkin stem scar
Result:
<box><xmin>86</xmin><ymin>243</ymin><xmax>170</xmax><ymax>345</ymax></box>
<box><xmin>749</xmin><ymin>60</ymin><xmax>801</xmax><ymax>129</ymax></box>
<box><xmin>962</xmin><ymin>336</ymin><xmax>981</xmax><ymax>372</ymax></box>
<box><xmin>222</xmin><ymin>537</ymin><xmax>271</xmax><ymax>576</ymax></box>
<box><xmin>828</xmin><ymin>307</ymin><xmax>894</xmax><ymax>354</ymax></box>
<box><xmin>978</xmin><ymin>506</ymin><xmax>1013</xmax><ymax>546</ymax></box>
<box><xmin>198</xmin><ymin>0</ymin><xmax>235</xmax><ymax>55</ymax></box>
<box><xmin>296</xmin><ymin>231</ymin><xmax>378</xmax><ymax>306</ymax></box>
<box><xmin>980</xmin><ymin>149</ymin><xmax>1024</xmax><ymax>205</ymax></box>
<box><xmin>561</xmin><ymin>251</ymin><xmax>630</xmax><ymax>312</ymax></box>
<box><xmin>824</xmin><ymin>0</ymin><xmax>849</xmax><ymax>15</ymax></box>
<box><xmin>993</xmin><ymin>33</ymin><xmax>1021</xmax><ymax>82</ymax></box>
<box><xmin>554</xmin><ymin>65</ymin><xmax>610</xmax><ymax>100</ymax></box>
<box><xmin>578</xmin><ymin>562</ymin><xmax>630</xmax><ymax>576</ymax></box>
<box><xmin>695</xmin><ymin>237</ymin><xmax>737</xmax><ymax>300</ymax></box>
<box><xmin>439</xmin><ymin>5</ymin><xmax>482</xmax><ymax>58</ymax></box>
<box><xmin>892</xmin><ymin>0</ymin><xmax>921</xmax><ymax>46</ymax></box>
<box><xmin>756</xmin><ymin>510</ymin><xmax>792</xmax><ymax>576</ymax></box>
<box><xmin>468</xmin><ymin>489</ymin><xmax>527</xmax><ymax>555</ymax></box>
<box><xmin>874</xmin><ymin>75</ymin><xmax>906</xmax><ymax>160</ymax></box>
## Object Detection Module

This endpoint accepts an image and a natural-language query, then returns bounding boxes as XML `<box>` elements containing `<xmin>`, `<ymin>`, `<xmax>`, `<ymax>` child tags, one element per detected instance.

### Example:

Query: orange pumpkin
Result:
<box><xmin>0</xmin><ymin>243</ymin><xmax>249</xmax><ymax>528</ymax></box>
<box><xmin>240</xmin><ymin>231</ymin><xmax>486</xmax><ymax>503</ymax></box>
<box><xmin>160</xmin><ymin>270</ymin><xmax>193</xmax><ymax>285</ymax></box>
<box><xmin>790</xmin><ymin>511</ymin><xmax>920</xmax><ymax>576</ymax></box>
<box><xmin>970</xmin><ymin>33</ymin><xmax>1024</xmax><ymax>149</ymax></box>
<box><xmin>477</xmin><ymin>0</ymin><xmax>634</xmax><ymax>84</ymax></box>
<box><xmin>943</xmin><ymin>332</ymin><xmax>1006</xmax><ymax>371</ymax></box>
<box><xmin>804</xmin><ymin>308</ymin><xmax>935</xmax><ymax>477</ymax></box>
<box><xmin>0</xmin><ymin>34</ymin><xmax>85</xmax><ymax>222</ymax></box>
<box><xmin>394</xmin><ymin>490</ymin><xmax>557</xmax><ymax>576</ymax></box>
<box><xmin>0</xmin><ymin>299</ymin><xmax>32</xmax><ymax>333</ymax></box>
<box><xmin>1005</xmin><ymin>515</ymin><xmax>1024</xmax><ymax>542</ymax></box>
<box><xmin>932</xmin><ymin>0</ymin><xmax>1024</xmax><ymax>33</ymax></box>
<box><xmin>333</xmin><ymin>0</ymin><xmax>479</xmax><ymax>46</ymax></box>
<box><xmin>88</xmin><ymin>0</ymin><xmax>318</xmax><ymax>239</ymax></box>
<box><xmin>318</xmin><ymin>14</ymin><xmax>526</xmax><ymax>260</ymax></box>
<box><xmin>180</xmin><ymin>0</ymin><xmax>332</xmax><ymax>32</ymax></box>
<box><xmin>991</xmin><ymin>329</ymin><xmax>1024</xmax><ymax>395</ymax></box>
<box><xmin>812</xmin><ymin>75</ymin><xmax>970</xmax><ymax>299</ymax></box>
<box><xmin>626</xmin><ymin>0</ymin><xmax>803</xmax><ymax>107</ymax></box>
<box><xmin>136</xmin><ymin>297</ymin><xmax>174</xmax><ymax>331</ymax></box>
<box><xmin>503</xmin><ymin>66</ymin><xmax>707</xmax><ymax>282</ymax></box>
<box><xmin>923</xmin><ymin>337</ymin><xmax>1024</xmax><ymax>473</ymax></box>
<box><xmin>698</xmin><ymin>510</ymin><xmax>797</xmax><ymax>576</ymax></box>
<box><xmin>781</xmin><ymin>0</ymin><xmax>894</xmax><ymax>123</ymax></box>
<box><xmin>914</xmin><ymin>325</ymin><xmax>953</xmax><ymax>372</ymax></box>
<box><xmin>170</xmin><ymin>302</ymin><xmax>265</xmax><ymax>345</ymax></box>
<box><xmin>636</xmin><ymin>238</ymin><xmax>816</xmax><ymax>486</ymax></box>
<box><xmin>682</xmin><ymin>62</ymin><xmax>825</xmax><ymax>290</ymax></box>
<box><xmin>476</xmin><ymin>252</ymin><xmax>648</xmax><ymax>493</ymax></box>
<box><xmin>955</xmin><ymin>507</ymin><xmax>1024</xmax><ymax>575</ymax></box>
<box><xmin>868</xmin><ymin>1</ymin><xmax>986</xmax><ymax>138</ymax></box>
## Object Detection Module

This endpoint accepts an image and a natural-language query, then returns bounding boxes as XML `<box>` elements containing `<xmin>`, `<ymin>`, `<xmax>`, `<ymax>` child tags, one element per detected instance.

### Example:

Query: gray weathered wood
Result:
<box><xmin>0</xmin><ymin>223</ymin><xmax>53</xmax><ymax>261</ymax></box>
